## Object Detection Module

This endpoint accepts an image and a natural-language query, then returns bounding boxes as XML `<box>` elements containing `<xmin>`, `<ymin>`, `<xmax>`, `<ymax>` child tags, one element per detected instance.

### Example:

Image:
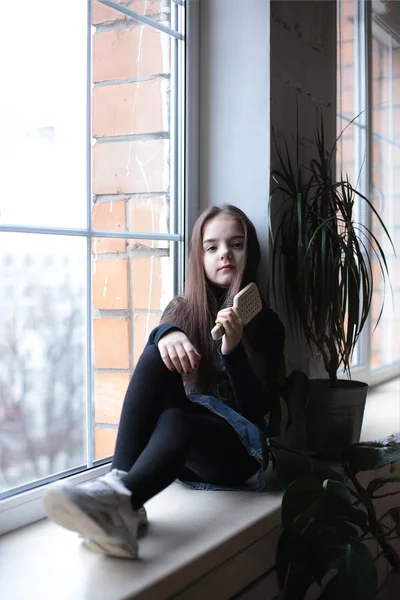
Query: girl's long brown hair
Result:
<box><xmin>161</xmin><ymin>205</ymin><xmax>261</xmax><ymax>395</ymax></box>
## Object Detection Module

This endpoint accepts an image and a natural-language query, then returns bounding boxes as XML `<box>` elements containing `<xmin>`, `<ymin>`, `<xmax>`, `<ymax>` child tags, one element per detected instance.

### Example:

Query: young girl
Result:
<box><xmin>44</xmin><ymin>204</ymin><xmax>285</xmax><ymax>559</ymax></box>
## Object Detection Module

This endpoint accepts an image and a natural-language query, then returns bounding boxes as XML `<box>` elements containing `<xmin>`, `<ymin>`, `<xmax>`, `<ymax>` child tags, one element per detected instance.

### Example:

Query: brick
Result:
<box><xmin>92</xmin><ymin>200</ymin><xmax>126</xmax><ymax>230</ymax></box>
<box><xmin>371</xmin><ymin>289</ymin><xmax>384</xmax><ymax>321</ymax></box>
<box><xmin>133</xmin><ymin>313</ymin><xmax>161</xmax><ymax>364</ymax></box>
<box><xmin>337</xmin><ymin>134</ymin><xmax>354</xmax><ymax>165</ymax></box>
<box><xmin>129</xmin><ymin>196</ymin><xmax>169</xmax><ymax>246</ymax></box>
<box><xmin>392</xmin><ymin>138</ymin><xmax>400</xmax><ymax>168</ymax></box>
<box><xmin>370</xmin><ymin>350</ymin><xmax>380</xmax><ymax>370</ymax></box>
<box><xmin>341</xmin><ymin>39</ymin><xmax>354</xmax><ymax>65</ymax></box>
<box><xmin>93</xmin><ymin>258</ymin><xmax>128</xmax><ymax>310</ymax></box>
<box><xmin>127</xmin><ymin>0</ymin><xmax>163</xmax><ymax>16</ymax></box>
<box><xmin>93</xmin><ymin>139</ymin><xmax>169</xmax><ymax>194</ymax></box>
<box><xmin>340</xmin><ymin>64</ymin><xmax>354</xmax><ymax>92</ymax></box>
<box><xmin>131</xmin><ymin>256</ymin><xmax>172</xmax><ymax>310</ymax></box>
<box><xmin>393</xmin><ymin>79</ymin><xmax>400</xmax><ymax>106</ymax></box>
<box><xmin>95</xmin><ymin>427</ymin><xmax>118</xmax><ymax>460</ymax></box>
<box><xmin>393</xmin><ymin>57</ymin><xmax>400</xmax><ymax>77</ymax></box>
<box><xmin>342</xmin><ymin>0</ymin><xmax>355</xmax><ymax>20</ymax></box>
<box><xmin>93</xmin><ymin>236</ymin><xmax>126</xmax><ymax>254</ymax></box>
<box><xmin>370</xmin><ymin>318</ymin><xmax>400</xmax><ymax>369</ymax></box>
<box><xmin>94</xmin><ymin>318</ymin><xmax>130</xmax><ymax>368</ymax></box>
<box><xmin>92</xmin><ymin>0</ymin><xmax>124</xmax><ymax>25</ymax></box>
<box><xmin>93</xmin><ymin>26</ymin><xmax>169</xmax><ymax>83</ymax></box>
<box><xmin>92</xmin><ymin>80</ymin><xmax>166</xmax><ymax>138</ymax></box>
<box><xmin>95</xmin><ymin>372</ymin><xmax>130</xmax><ymax>424</ymax></box>
<box><xmin>394</xmin><ymin>197</ymin><xmax>400</xmax><ymax>223</ymax></box>
<box><xmin>340</xmin><ymin>89</ymin><xmax>354</xmax><ymax>119</ymax></box>
<box><xmin>92</xmin><ymin>1</ymin><xmax>163</xmax><ymax>25</ymax></box>
<box><xmin>372</xmin><ymin>259</ymin><xmax>384</xmax><ymax>288</ymax></box>
<box><xmin>92</xmin><ymin>201</ymin><xmax>127</xmax><ymax>254</ymax></box>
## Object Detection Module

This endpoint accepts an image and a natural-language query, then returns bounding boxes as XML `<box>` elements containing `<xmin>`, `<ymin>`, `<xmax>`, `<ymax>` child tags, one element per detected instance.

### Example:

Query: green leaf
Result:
<box><xmin>324</xmin><ymin>519</ymin><xmax>359</xmax><ymax>541</ymax></box>
<box><xmin>366</xmin><ymin>475</ymin><xmax>400</xmax><ymax>497</ymax></box>
<box><xmin>283</xmin><ymin>557</ymin><xmax>316</xmax><ymax>600</ymax></box>
<box><xmin>323</xmin><ymin>480</ymin><xmax>352</xmax><ymax>505</ymax></box>
<box><xmin>389</xmin><ymin>507</ymin><xmax>400</xmax><ymax>536</ymax></box>
<box><xmin>323</xmin><ymin>481</ymin><xmax>367</xmax><ymax>529</ymax></box>
<box><xmin>281</xmin><ymin>476</ymin><xmax>325</xmax><ymax>531</ymax></box>
<box><xmin>269</xmin><ymin>443</ymin><xmax>313</xmax><ymax>487</ymax></box>
<box><xmin>311</xmin><ymin>459</ymin><xmax>344</xmax><ymax>484</ymax></box>
<box><xmin>343</xmin><ymin>434</ymin><xmax>400</xmax><ymax>473</ymax></box>
<box><xmin>276</xmin><ymin>528</ymin><xmax>302</xmax><ymax>588</ymax></box>
<box><xmin>309</xmin><ymin>527</ymin><xmax>350</xmax><ymax>584</ymax></box>
<box><xmin>318</xmin><ymin>541</ymin><xmax>377</xmax><ymax>600</ymax></box>
<box><xmin>269</xmin><ymin>441</ymin><xmax>344</xmax><ymax>488</ymax></box>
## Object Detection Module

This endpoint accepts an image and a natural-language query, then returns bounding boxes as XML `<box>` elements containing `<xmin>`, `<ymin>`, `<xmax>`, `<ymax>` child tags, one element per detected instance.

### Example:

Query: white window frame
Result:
<box><xmin>0</xmin><ymin>0</ymin><xmax>197</xmax><ymax>536</ymax></box>
<box><xmin>337</xmin><ymin>0</ymin><xmax>400</xmax><ymax>387</ymax></box>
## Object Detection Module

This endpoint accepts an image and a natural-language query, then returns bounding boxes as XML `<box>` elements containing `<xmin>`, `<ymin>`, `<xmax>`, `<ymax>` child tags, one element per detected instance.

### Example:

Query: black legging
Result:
<box><xmin>111</xmin><ymin>343</ymin><xmax>259</xmax><ymax>509</ymax></box>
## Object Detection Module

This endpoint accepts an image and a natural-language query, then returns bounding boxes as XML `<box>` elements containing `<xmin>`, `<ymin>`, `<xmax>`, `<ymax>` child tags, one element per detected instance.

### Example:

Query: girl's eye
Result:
<box><xmin>232</xmin><ymin>242</ymin><xmax>244</xmax><ymax>249</ymax></box>
<box><xmin>206</xmin><ymin>245</ymin><xmax>217</xmax><ymax>252</ymax></box>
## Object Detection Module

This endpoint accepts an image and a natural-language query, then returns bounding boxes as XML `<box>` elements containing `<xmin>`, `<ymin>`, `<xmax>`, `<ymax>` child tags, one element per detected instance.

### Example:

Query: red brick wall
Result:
<box><xmin>91</xmin><ymin>0</ymin><xmax>172</xmax><ymax>459</ymax></box>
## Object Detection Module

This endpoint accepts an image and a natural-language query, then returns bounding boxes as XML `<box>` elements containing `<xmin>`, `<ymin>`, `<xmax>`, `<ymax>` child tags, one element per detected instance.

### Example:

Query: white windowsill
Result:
<box><xmin>0</xmin><ymin>471</ymin><xmax>282</xmax><ymax>600</ymax></box>
<box><xmin>1</xmin><ymin>380</ymin><xmax>398</xmax><ymax>600</ymax></box>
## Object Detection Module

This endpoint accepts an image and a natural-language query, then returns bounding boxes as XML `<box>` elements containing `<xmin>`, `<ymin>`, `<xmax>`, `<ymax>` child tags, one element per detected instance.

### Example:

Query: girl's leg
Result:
<box><xmin>119</xmin><ymin>403</ymin><xmax>260</xmax><ymax>508</ymax></box>
<box><xmin>111</xmin><ymin>342</ymin><xmax>190</xmax><ymax>473</ymax></box>
<box><xmin>184</xmin><ymin>406</ymin><xmax>260</xmax><ymax>485</ymax></box>
<box><xmin>43</xmin><ymin>342</ymin><xmax>190</xmax><ymax>559</ymax></box>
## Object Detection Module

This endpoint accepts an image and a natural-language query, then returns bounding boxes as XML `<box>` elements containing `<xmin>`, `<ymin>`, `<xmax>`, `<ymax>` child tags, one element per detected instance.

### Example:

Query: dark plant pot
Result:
<box><xmin>306</xmin><ymin>379</ymin><xmax>368</xmax><ymax>454</ymax></box>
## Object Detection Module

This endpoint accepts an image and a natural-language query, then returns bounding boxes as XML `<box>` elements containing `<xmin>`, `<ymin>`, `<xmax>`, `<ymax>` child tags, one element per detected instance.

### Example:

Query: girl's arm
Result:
<box><xmin>220</xmin><ymin>309</ymin><xmax>285</xmax><ymax>423</ymax></box>
<box><xmin>146</xmin><ymin>297</ymin><xmax>185</xmax><ymax>347</ymax></box>
<box><xmin>146</xmin><ymin>323</ymin><xmax>184</xmax><ymax>348</ymax></box>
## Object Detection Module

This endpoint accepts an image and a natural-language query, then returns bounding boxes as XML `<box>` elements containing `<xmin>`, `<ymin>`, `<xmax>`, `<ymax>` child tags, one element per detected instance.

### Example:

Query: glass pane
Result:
<box><xmin>0</xmin><ymin>234</ymin><xmax>87</xmax><ymax>493</ymax></box>
<box><xmin>92</xmin><ymin>239</ymin><xmax>174</xmax><ymax>460</ymax></box>
<box><xmin>370</xmin><ymin>24</ymin><xmax>400</xmax><ymax>371</ymax></box>
<box><xmin>0</xmin><ymin>0</ymin><xmax>87</xmax><ymax>229</ymax></box>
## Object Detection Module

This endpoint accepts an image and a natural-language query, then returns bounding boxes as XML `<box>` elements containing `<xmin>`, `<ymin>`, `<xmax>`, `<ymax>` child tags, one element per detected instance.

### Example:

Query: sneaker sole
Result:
<box><xmin>80</xmin><ymin>506</ymin><xmax>147</xmax><ymax>554</ymax></box>
<box><xmin>43</xmin><ymin>485</ymin><xmax>138</xmax><ymax>559</ymax></box>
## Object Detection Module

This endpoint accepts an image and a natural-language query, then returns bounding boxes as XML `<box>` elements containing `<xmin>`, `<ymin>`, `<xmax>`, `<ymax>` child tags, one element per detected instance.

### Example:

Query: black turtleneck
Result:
<box><xmin>146</xmin><ymin>293</ymin><xmax>285</xmax><ymax>428</ymax></box>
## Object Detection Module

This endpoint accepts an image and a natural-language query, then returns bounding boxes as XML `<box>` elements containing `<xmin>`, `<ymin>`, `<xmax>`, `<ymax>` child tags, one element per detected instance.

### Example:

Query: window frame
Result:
<box><xmin>0</xmin><ymin>0</ymin><xmax>195</xmax><ymax>535</ymax></box>
<box><xmin>337</xmin><ymin>0</ymin><xmax>400</xmax><ymax>387</ymax></box>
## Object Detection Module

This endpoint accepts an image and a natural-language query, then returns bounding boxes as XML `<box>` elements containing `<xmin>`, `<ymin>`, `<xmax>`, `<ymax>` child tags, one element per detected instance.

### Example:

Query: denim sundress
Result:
<box><xmin>176</xmin><ymin>393</ymin><xmax>270</xmax><ymax>492</ymax></box>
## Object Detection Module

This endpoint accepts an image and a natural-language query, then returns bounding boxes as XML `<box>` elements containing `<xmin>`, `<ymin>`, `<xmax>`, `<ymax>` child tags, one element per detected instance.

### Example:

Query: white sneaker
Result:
<box><xmin>79</xmin><ymin>470</ymin><xmax>148</xmax><ymax>555</ymax></box>
<box><xmin>43</xmin><ymin>470</ymin><xmax>141</xmax><ymax>559</ymax></box>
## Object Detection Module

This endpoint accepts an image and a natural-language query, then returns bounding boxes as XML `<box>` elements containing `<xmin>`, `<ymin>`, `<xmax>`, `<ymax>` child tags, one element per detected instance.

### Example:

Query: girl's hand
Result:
<box><xmin>158</xmin><ymin>330</ymin><xmax>201</xmax><ymax>376</ymax></box>
<box><xmin>216</xmin><ymin>307</ymin><xmax>243</xmax><ymax>354</ymax></box>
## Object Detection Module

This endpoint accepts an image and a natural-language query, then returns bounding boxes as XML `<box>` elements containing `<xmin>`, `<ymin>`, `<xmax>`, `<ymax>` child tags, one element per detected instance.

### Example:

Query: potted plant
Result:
<box><xmin>276</xmin><ymin>433</ymin><xmax>400</xmax><ymax>600</ymax></box>
<box><xmin>269</xmin><ymin>113</ymin><xmax>394</xmax><ymax>453</ymax></box>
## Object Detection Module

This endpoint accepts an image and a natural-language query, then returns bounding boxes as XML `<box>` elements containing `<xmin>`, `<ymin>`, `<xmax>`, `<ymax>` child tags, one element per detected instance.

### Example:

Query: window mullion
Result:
<box><xmin>86</xmin><ymin>0</ymin><xmax>94</xmax><ymax>469</ymax></box>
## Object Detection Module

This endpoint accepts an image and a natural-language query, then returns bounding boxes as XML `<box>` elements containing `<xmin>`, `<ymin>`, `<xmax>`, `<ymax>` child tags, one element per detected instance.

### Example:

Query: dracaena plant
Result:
<box><xmin>276</xmin><ymin>434</ymin><xmax>400</xmax><ymax>600</ymax></box>
<box><xmin>269</xmin><ymin>114</ymin><xmax>394</xmax><ymax>384</ymax></box>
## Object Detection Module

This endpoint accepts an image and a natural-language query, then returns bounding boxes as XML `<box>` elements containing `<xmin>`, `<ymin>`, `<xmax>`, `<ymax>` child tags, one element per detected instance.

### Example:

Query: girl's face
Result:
<box><xmin>202</xmin><ymin>216</ymin><xmax>246</xmax><ymax>288</ymax></box>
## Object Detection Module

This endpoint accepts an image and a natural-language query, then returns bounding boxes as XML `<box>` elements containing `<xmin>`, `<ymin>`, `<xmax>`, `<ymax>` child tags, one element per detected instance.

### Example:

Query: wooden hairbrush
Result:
<box><xmin>211</xmin><ymin>282</ymin><xmax>262</xmax><ymax>341</ymax></box>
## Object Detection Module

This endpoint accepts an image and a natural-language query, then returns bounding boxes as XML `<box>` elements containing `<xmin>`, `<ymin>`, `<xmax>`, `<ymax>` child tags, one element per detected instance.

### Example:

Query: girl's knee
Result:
<box><xmin>139</xmin><ymin>342</ymin><xmax>177</xmax><ymax>379</ymax></box>
<box><xmin>143</xmin><ymin>341</ymin><xmax>161</xmax><ymax>359</ymax></box>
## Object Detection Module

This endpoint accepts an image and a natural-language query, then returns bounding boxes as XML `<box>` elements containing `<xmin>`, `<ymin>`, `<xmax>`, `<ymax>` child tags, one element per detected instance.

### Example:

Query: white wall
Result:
<box><xmin>198</xmin><ymin>0</ymin><xmax>271</xmax><ymax>297</ymax></box>
<box><xmin>197</xmin><ymin>0</ymin><xmax>337</xmax><ymax>376</ymax></box>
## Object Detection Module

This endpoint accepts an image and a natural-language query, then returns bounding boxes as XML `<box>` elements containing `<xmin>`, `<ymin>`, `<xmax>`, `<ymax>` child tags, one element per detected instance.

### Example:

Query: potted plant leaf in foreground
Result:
<box><xmin>276</xmin><ymin>433</ymin><xmax>400</xmax><ymax>600</ymax></box>
<box><xmin>269</xmin><ymin>113</ymin><xmax>395</xmax><ymax>453</ymax></box>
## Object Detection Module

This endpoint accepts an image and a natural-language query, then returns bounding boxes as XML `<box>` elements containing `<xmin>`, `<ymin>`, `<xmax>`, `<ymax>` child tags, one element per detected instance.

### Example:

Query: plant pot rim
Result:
<box><xmin>310</xmin><ymin>378</ymin><xmax>369</xmax><ymax>390</ymax></box>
